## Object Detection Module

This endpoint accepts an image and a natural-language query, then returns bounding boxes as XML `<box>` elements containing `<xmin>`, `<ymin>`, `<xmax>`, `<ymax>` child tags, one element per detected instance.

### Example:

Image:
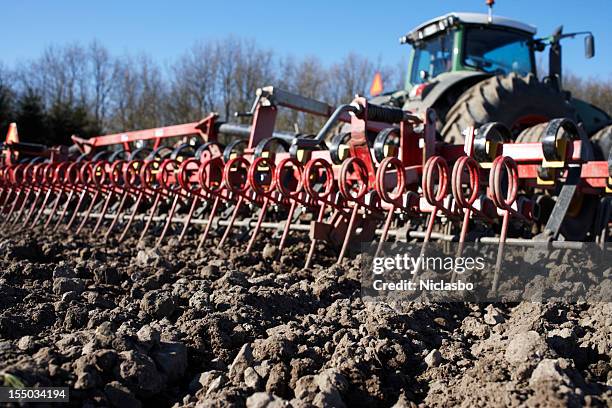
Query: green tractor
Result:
<box><xmin>374</xmin><ymin>9</ymin><xmax>611</xmax><ymax>158</ymax></box>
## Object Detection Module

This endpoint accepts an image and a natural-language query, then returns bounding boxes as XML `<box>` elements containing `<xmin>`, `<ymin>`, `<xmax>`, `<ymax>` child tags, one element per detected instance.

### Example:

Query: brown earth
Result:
<box><xmin>0</xmin><ymin>225</ymin><xmax>610</xmax><ymax>407</ymax></box>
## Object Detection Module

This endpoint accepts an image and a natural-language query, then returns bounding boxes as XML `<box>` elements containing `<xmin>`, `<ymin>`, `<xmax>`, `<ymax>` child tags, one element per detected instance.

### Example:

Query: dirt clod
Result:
<box><xmin>0</xmin><ymin>229</ymin><xmax>609</xmax><ymax>407</ymax></box>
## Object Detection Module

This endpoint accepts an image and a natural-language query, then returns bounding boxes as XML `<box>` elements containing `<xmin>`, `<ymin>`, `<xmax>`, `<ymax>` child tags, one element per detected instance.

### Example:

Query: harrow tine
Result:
<box><xmin>375</xmin><ymin>206</ymin><xmax>396</xmax><ymax>259</ymax></box>
<box><xmin>92</xmin><ymin>191</ymin><xmax>115</xmax><ymax>234</ymax></box>
<box><xmin>246</xmin><ymin>196</ymin><xmax>269</xmax><ymax>253</ymax></box>
<box><xmin>30</xmin><ymin>185</ymin><xmax>53</xmax><ymax>227</ymax></box>
<box><xmin>66</xmin><ymin>187</ymin><xmax>91</xmax><ymax>230</ymax></box>
<box><xmin>139</xmin><ymin>192</ymin><xmax>162</xmax><ymax>243</ymax></box>
<box><xmin>336</xmin><ymin>157</ymin><xmax>371</xmax><ymax>265</ymax></box>
<box><xmin>21</xmin><ymin>189</ymin><xmax>43</xmax><ymax>227</ymax></box>
<box><xmin>74</xmin><ymin>189</ymin><xmax>99</xmax><ymax>233</ymax></box>
<box><xmin>0</xmin><ymin>189</ymin><xmax>13</xmax><ymax>218</ymax></box>
<box><xmin>3</xmin><ymin>188</ymin><xmax>25</xmax><ymax>226</ymax></box>
<box><xmin>374</xmin><ymin>157</ymin><xmax>407</xmax><ymax>258</ymax></box>
<box><xmin>337</xmin><ymin>204</ymin><xmax>359</xmax><ymax>264</ymax></box>
<box><xmin>118</xmin><ymin>192</ymin><xmax>143</xmax><ymax>242</ymax></box>
<box><xmin>244</xmin><ymin>156</ymin><xmax>279</xmax><ymax>254</ymax></box>
<box><xmin>54</xmin><ymin>189</ymin><xmax>76</xmax><ymax>231</ymax></box>
<box><xmin>304</xmin><ymin>204</ymin><xmax>327</xmax><ymax>269</ymax></box>
<box><xmin>218</xmin><ymin>156</ymin><xmax>251</xmax><ymax>246</ymax></box>
<box><xmin>302</xmin><ymin>158</ymin><xmax>335</xmax><ymax>269</ymax></box>
<box><xmin>177</xmin><ymin>196</ymin><xmax>199</xmax><ymax>244</ymax></box>
<box><xmin>277</xmin><ymin>200</ymin><xmax>298</xmax><ymax>258</ymax></box>
<box><xmin>414</xmin><ymin>155</ymin><xmax>451</xmax><ymax>274</ymax></box>
<box><xmin>0</xmin><ymin>187</ymin><xmax>14</xmax><ymax>213</ymax></box>
<box><xmin>197</xmin><ymin>195</ymin><xmax>221</xmax><ymax>250</ymax></box>
<box><xmin>156</xmin><ymin>194</ymin><xmax>180</xmax><ymax>248</ymax></box>
<box><xmin>43</xmin><ymin>185</ymin><xmax>66</xmax><ymax>230</ymax></box>
<box><xmin>219</xmin><ymin>196</ymin><xmax>244</xmax><ymax>246</ymax></box>
<box><xmin>104</xmin><ymin>191</ymin><xmax>130</xmax><ymax>240</ymax></box>
<box><xmin>490</xmin><ymin>155</ymin><xmax>519</xmax><ymax>292</ymax></box>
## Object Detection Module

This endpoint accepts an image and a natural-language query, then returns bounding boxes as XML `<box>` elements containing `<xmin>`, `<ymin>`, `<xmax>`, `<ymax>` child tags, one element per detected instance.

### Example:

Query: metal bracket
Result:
<box><xmin>541</xmin><ymin>165</ymin><xmax>581</xmax><ymax>239</ymax></box>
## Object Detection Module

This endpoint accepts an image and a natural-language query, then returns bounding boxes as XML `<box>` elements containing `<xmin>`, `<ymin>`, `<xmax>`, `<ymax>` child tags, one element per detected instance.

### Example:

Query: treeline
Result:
<box><xmin>0</xmin><ymin>38</ymin><xmax>404</xmax><ymax>146</ymax></box>
<box><xmin>0</xmin><ymin>38</ymin><xmax>610</xmax><ymax>147</ymax></box>
<box><xmin>564</xmin><ymin>74</ymin><xmax>612</xmax><ymax>119</ymax></box>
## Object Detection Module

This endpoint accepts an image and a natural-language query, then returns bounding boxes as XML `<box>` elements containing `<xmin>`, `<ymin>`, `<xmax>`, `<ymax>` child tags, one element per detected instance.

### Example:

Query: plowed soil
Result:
<box><xmin>0</xmin><ymin>226</ymin><xmax>610</xmax><ymax>407</ymax></box>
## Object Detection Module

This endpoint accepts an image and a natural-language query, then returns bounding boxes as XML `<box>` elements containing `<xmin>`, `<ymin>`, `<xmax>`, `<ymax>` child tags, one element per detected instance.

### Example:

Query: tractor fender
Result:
<box><xmin>569</xmin><ymin>98</ymin><xmax>611</xmax><ymax>136</ymax></box>
<box><xmin>403</xmin><ymin>71</ymin><xmax>491</xmax><ymax>114</ymax></box>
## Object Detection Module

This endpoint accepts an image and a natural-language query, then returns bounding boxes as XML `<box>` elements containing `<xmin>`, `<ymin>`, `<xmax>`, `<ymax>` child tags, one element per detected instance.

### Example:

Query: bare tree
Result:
<box><xmin>88</xmin><ymin>40</ymin><xmax>118</xmax><ymax>132</ymax></box>
<box><xmin>167</xmin><ymin>41</ymin><xmax>221</xmax><ymax>123</ymax></box>
<box><xmin>112</xmin><ymin>55</ymin><xmax>165</xmax><ymax>131</ymax></box>
<box><xmin>232</xmin><ymin>39</ymin><xmax>275</xmax><ymax>119</ymax></box>
<box><xmin>0</xmin><ymin>63</ymin><xmax>14</xmax><ymax>136</ymax></box>
<box><xmin>216</xmin><ymin>37</ymin><xmax>241</xmax><ymax>121</ymax></box>
<box><xmin>328</xmin><ymin>53</ymin><xmax>376</xmax><ymax>104</ymax></box>
<box><xmin>25</xmin><ymin>44</ymin><xmax>89</xmax><ymax>108</ymax></box>
<box><xmin>565</xmin><ymin>73</ymin><xmax>612</xmax><ymax>119</ymax></box>
<box><xmin>275</xmin><ymin>55</ymin><xmax>329</xmax><ymax>133</ymax></box>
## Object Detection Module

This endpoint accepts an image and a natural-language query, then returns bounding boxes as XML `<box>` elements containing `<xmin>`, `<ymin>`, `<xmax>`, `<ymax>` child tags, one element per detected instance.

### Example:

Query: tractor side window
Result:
<box><xmin>463</xmin><ymin>27</ymin><xmax>533</xmax><ymax>76</ymax></box>
<box><xmin>411</xmin><ymin>32</ymin><xmax>453</xmax><ymax>84</ymax></box>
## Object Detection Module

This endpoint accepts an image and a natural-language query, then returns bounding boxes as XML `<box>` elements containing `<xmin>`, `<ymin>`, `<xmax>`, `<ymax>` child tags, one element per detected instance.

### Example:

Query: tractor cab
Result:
<box><xmin>388</xmin><ymin>11</ymin><xmax>608</xmax><ymax>139</ymax></box>
<box><xmin>402</xmin><ymin>12</ymin><xmax>537</xmax><ymax>88</ymax></box>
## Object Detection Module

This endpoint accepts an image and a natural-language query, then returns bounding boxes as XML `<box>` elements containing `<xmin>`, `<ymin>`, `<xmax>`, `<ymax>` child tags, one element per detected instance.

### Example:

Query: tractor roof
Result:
<box><xmin>405</xmin><ymin>12</ymin><xmax>537</xmax><ymax>43</ymax></box>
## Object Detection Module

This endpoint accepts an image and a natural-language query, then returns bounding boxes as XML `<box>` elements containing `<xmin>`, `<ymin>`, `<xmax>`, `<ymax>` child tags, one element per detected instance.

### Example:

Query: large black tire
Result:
<box><xmin>517</xmin><ymin>121</ymin><xmax>611</xmax><ymax>161</ymax></box>
<box><xmin>590</xmin><ymin>124</ymin><xmax>612</xmax><ymax>160</ymax></box>
<box><xmin>515</xmin><ymin>121</ymin><xmax>602</xmax><ymax>241</ymax></box>
<box><xmin>515</xmin><ymin>122</ymin><xmax>550</xmax><ymax>143</ymax></box>
<box><xmin>441</xmin><ymin>73</ymin><xmax>576</xmax><ymax>143</ymax></box>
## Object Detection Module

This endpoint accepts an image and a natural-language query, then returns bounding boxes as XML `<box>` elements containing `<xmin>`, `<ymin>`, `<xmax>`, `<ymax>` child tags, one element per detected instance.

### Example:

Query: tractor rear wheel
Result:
<box><xmin>590</xmin><ymin>124</ymin><xmax>612</xmax><ymax>160</ymax></box>
<box><xmin>441</xmin><ymin>73</ymin><xmax>576</xmax><ymax>143</ymax></box>
<box><xmin>516</xmin><ymin>121</ymin><xmax>602</xmax><ymax>241</ymax></box>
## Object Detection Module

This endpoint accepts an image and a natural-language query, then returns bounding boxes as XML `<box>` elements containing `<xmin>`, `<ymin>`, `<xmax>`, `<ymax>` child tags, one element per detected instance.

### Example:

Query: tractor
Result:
<box><xmin>373</xmin><ymin>6</ymin><xmax>611</xmax><ymax>159</ymax></box>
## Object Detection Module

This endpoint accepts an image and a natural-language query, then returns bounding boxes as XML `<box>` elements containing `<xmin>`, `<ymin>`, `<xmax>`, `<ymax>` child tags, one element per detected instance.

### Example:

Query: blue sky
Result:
<box><xmin>2</xmin><ymin>0</ymin><xmax>611</xmax><ymax>78</ymax></box>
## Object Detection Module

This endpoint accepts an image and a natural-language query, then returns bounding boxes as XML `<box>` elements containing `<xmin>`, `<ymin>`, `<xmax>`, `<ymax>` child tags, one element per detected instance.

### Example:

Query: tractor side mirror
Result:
<box><xmin>585</xmin><ymin>34</ymin><xmax>595</xmax><ymax>59</ymax></box>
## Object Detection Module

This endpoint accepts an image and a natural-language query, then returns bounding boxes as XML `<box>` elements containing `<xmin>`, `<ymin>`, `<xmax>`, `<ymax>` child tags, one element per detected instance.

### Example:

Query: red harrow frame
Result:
<box><xmin>1</xmin><ymin>86</ymin><xmax>611</xmax><ymax>268</ymax></box>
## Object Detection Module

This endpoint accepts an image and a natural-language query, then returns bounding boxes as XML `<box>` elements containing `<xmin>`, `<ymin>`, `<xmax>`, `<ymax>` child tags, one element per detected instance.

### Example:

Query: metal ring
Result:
<box><xmin>375</xmin><ymin>157</ymin><xmax>405</xmax><ymax>205</ymax></box>
<box><xmin>109</xmin><ymin>160</ymin><xmax>126</xmax><ymax>188</ymax></box>
<box><xmin>329</xmin><ymin>132</ymin><xmax>351</xmax><ymax>165</ymax></box>
<box><xmin>195</xmin><ymin>141</ymin><xmax>224</xmax><ymax>161</ymax></box>
<box><xmin>170</xmin><ymin>143</ymin><xmax>197</xmax><ymax>161</ymax></box>
<box><xmin>303</xmin><ymin>158</ymin><xmax>334</xmax><ymax>199</ymax></box>
<box><xmin>52</xmin><ymin>162</ymin><xmax>70</xmax><ymax>184</ymax></box>
<box><xmin>177</xmin><ymin>158</ymin><xmax>202</xmax><ymax>193</ymax></box>
<box><xmin>123</xmin><ymin>160</ymin><xmax>143</xmax><ymax>190</ymax></box>
<box><xmin>254</xmin><ymin>137</ymin><xmax>290</xmax><ymax>159</ymax></box>
<box><xmin>541</xmin><ymin>118</ymin><xmax>580</xmax><ymax>162</ymax></box>
<box><xmin>64</xmin><ymin>162</ymin><xmax>81</xmax><ymax>185</ymax></box>
<box><xmin>140</xmin><ymin>160</ymin><xmax>162</xmax><ymax>192</ymax></box>
<box><xmin>157</xmin><ymin>159</ymin><xmax>181</xmax><ymax>192</ymax></box>
<box><xmin>451</xmin><ymin>156</ymin><xmax>480</xmax><ymax>208</ymax></box>
<box><xmin>223</xmin><ymin>156</ymin><xmax>250</xmax><ymax>194</ymax></box>
<box><xmin>248</xmin><ymin>157</ymin><xmax>277</xmax><ymax>195</ymax></box>
<box><xmin>339</xmin><ymin>157</ymin><xmax>369</xmax><ymax>200</ymax></box>
<box><xmin>90</xmin><ymin>161</ymin><xmax>108</xmax><ymax>188</ymax></box>
<box><xmin>275</xmin><ymin>157</ymin><xmax>303</xmax><ymax>198</ymax></box>
<box><xmin>422</xmin><ymin>155</ymin><xmax>449</xmax><ymax>207</ymax></box>
<box><xmin>223</xmin><ymin>140</ymin><xmax>247</xmax><ymax>162</ymax></box>
<box><xmin>373</xmin><ymin>127</ymin><xmax>400</xmax><ymax>163</ymax></box>
<box><xmin>489</xmin><ymin>155</ymin><xmax>518</xmax><ymax>210</ymax></box>
<box><xmin>474</xmin><ymin>122</ymin><xmax>511</xmax><ymax>163</ymax></box>
<box><xmin>198</xmin><ymin>157</ymin><xmax>225</xmax><ymax>195</ymax></box>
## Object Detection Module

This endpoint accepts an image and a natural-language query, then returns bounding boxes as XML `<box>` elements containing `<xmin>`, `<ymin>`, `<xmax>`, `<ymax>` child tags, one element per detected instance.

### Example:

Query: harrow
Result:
<box><xmin>1</xmin><ymin>86</ymin><xmax>611</xmax><ymax>269</ymax></box>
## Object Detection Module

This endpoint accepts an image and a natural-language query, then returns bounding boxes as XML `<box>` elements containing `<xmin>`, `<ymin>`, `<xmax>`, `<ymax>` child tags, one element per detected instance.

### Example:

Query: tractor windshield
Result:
<box><xmin>410</xmin><ymin>32</ymin><xmax>453</xmax><ymax>84</ymax></box>
<box><xmin>463</xmin><ymin>27</ymin><xmax>533</xmax><ymax>76</ymax></box>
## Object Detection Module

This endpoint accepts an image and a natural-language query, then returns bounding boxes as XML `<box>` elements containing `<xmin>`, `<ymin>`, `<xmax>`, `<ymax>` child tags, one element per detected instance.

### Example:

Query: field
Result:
<box><xmin>0</xmin><ymin>226</ymin><xmax>610</xmax><ymax>407</ymax></box>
